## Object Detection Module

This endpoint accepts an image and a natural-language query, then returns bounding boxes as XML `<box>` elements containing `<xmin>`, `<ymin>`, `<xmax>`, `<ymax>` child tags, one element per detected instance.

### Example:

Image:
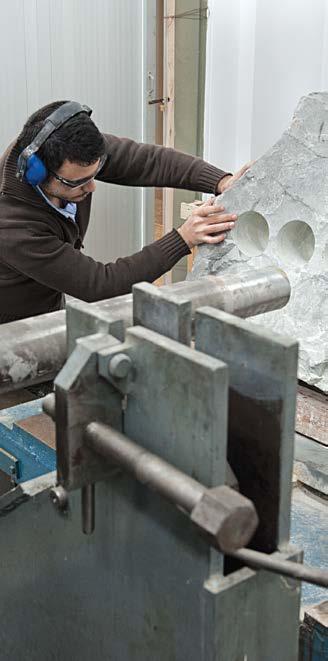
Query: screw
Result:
<box><xmin>108</xmin><ymin>353</ymin><xmax>132</xmax><ymax>379</ymax></box>
<box><xmin>50</xmin><ymin>485</ymin><xmax>69</xmax><ymax>513</ymax></box>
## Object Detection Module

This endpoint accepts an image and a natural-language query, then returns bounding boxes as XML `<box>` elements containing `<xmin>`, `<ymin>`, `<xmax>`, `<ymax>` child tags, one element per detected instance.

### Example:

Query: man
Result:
<box><xmin>0</xmin><ymin>100</ymin><xmax>246</xmax><ymax>324</ymax></box>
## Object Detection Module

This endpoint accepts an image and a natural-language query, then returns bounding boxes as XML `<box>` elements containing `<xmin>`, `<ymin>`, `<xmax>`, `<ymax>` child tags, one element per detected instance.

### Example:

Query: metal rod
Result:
<box><xmin>81</xmin><ymin>483</ymin><xmax>95</xmax><ymax>535</ymax></box>
<box><xmin>84</xmin><ymin>421</ymin><xmax>258</xmax><ymax>552</ymax></box>
<box><xmin>42</xmin><ymin>393</ymin><xmax>56</xmax><ymax>420</ymax></box>
<box><xmin>164</xmin><ymin>267</ymin><xmax>290</xmax><ymax>319</ymax></box>
<box><xmin>85</xmin><ymin>420</ymin><xmax>328</xmax><ymax>588</ymax></box>
<box><xmin>229</xmin><ymin>547</ymin><xmax>328</xmax><ymax>588</ymax></box>
<box><xmin>85</xmin><ymin>421</ymin><xmax>205</xmax><ymax>512</ymax></box>
<box><xmin>0</xmin><ymin>267</ymin><xmax>289</xmax><ymax>394</ymax></box>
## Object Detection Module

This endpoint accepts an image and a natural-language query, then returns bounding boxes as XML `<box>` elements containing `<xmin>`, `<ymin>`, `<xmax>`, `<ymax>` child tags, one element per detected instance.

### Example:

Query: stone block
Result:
<box><xmin>190</xmin><ymin>92</ymin><xmax>328</xmax><ymax>392</ymax></box>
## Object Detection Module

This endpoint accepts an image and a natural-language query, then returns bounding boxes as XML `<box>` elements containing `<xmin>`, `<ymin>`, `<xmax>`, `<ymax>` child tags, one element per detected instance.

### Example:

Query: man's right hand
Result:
<box><xmin>177</xmin><ymin>199</ymin><xmax>237</xmax><ymax>249</ymax></box>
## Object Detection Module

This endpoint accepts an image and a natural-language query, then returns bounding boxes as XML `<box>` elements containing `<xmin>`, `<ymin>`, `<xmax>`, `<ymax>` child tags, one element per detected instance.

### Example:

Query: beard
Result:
<box><xmin>41</xmin><ymin>185</ymin><xmax>90</xmax><ymax>204</ymax></box>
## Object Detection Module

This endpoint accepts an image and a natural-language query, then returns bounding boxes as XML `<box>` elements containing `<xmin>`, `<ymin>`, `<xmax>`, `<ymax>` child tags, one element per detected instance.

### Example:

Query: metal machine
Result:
<box><xmin>0</xmin><ymin>266</ymin><xmax>327</xmax><ymax>661</ymax></box>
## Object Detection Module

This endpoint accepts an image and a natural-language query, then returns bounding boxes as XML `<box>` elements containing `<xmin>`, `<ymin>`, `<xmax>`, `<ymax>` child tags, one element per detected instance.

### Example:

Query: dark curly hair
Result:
<box><xmin>16</xmin><ymin>100</ymin><xmax>106</xmax><ymax>172</ymax></box>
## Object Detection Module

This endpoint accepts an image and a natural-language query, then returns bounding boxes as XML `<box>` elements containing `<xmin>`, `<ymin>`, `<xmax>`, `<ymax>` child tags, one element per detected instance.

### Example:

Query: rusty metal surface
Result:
<box><xmin>16</xmin><ymin>414</ymin><xmax>56</xmax><ymax>450</ymax></box>
<box><xmin>0</xmin><ymin>310</ymin><xmax>66</xmax><ymax>394</ymax></box>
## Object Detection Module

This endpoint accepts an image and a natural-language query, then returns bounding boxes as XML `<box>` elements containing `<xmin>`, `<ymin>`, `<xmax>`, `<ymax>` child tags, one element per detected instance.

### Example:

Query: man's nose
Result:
<box><xmin>82</xmin><ymin>179</ymin><xmax>97</xmax><ymax>194</ymax></box>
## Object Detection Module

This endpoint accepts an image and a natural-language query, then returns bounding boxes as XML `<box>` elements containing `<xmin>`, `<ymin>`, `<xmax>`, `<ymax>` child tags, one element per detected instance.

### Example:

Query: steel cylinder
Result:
<box><xmin>0</xmin><ymin>310</ymin><xmax>66</xmax><ymax>394</ymax></box>
<box><xmin>163</xmin><ymin>266</ymin><xmax>290</xmax><ymax>318</ymax></box>
<box><xmin>85</xmin><ymin>421</ymin><xmax>205</xmax><ymax>513</ymax></box>
<box><xmin>0</xmin><ymin>267</ymin><xmax>290</xmax><ymax>394</ymax></box>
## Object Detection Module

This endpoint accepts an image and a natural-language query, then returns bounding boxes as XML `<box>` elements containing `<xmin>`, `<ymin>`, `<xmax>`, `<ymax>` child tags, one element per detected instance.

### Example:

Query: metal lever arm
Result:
<box><xmin>84</xmin><ymin>421</ymin><xmax>328</xmax><ymax>588</ymax></box>
<box><xmin>84</xmin><ymin>421</ymin><xmax>258</xmax><ymax>554</ymax></box>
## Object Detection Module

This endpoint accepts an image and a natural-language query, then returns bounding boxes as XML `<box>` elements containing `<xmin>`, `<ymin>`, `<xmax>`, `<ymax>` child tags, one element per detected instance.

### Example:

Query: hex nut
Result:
<box><xmin>190</xmin><ymin>485</ymin><xmax>259</xmax><ymax>553</ymax></box>
<box><xmin>108</xmin><ymin>353</ymin><xmax>132</xmax><ymax>379</ymax></box>
<box><xmin>50</xmin><ymin>485</ymin><xmax>69</xmax><ymax>513</ymax></box>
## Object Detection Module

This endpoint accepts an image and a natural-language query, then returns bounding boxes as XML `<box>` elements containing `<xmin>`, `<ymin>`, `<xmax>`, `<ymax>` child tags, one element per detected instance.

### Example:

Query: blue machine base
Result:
<box><xmin>0</xmin><ymin>399</ymin><xmax>56</xmax><ymax>483</ymax></box>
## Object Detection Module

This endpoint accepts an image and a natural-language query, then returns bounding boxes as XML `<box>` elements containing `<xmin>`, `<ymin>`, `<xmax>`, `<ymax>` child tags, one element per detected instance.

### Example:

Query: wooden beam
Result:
<box><xmin>296</xmin><ymin>384</ymin><xmax>328</xmax><ymax>446</ymax></box>
<box><xmin>162</xmin><ymin>0</ymin><xmax>175</xmax><ymax>284</ymax></box>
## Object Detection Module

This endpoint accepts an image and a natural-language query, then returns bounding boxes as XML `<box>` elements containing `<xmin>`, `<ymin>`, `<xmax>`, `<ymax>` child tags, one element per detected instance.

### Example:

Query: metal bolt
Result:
<box><xmin>108</xmin><ymin>353</ymin><xmax>132</xmax><ymax>379</ymax></box>
<box><xmin>50</xmin><ymin>485</ymin><xmax>69</xmax><ymax>513</ymax></box>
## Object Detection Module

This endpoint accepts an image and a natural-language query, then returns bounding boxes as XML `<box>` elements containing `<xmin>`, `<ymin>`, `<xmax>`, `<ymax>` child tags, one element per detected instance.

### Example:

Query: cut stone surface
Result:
<box><xmin>190</xmin><ymin>92</ymin><xmax>328</xmax><ymax>392</ymax></box>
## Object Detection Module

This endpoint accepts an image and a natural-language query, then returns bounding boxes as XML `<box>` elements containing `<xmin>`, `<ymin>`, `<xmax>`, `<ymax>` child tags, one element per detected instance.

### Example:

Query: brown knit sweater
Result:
<box><xmin>0</xmin><ymin>134</ymin><xmax>228</xmax><ymax>323</ymax></box>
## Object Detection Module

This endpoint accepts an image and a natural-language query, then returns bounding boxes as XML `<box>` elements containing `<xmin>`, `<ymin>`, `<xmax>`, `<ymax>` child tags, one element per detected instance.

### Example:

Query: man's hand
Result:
<box><xmin>177</xmin><ymin>200</ymin><xmax>237</xmax><ymax>249</ymax></box>
<box><xmin>217</xmin><ymin>161</ymin><xmax>253</xmax><ymax>194</ymax></box>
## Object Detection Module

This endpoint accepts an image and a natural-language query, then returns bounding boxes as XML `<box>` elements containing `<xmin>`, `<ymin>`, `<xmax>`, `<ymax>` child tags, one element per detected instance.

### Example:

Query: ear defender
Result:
<box><xmin>16</xmin><ymin>101</ymin><xmax>92</xmax><ymax>186</ymax></box>
<box><xmin>24</xmin><ymin>153</ymin><xmax>48</xmax><ymax>186</ymax></box>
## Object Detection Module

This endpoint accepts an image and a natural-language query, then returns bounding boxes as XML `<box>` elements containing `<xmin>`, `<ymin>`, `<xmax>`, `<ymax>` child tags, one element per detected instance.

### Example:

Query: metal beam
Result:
<box><xmin>0</xmin><ymin>267</ymin><xmax>290</xmax><ymax>394</ymax></box>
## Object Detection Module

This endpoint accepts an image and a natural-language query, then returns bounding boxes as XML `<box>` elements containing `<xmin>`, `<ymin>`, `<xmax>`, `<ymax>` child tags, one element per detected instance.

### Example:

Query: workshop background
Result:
<box><xmin>1</xmin><ymin>0</ymin><xmax>328</xmax><ymax>278</ymax></box>
<box><xmin>0</xmin><ymin>1</ymin><xmax>328</xmax><ymax>659</ymax></box>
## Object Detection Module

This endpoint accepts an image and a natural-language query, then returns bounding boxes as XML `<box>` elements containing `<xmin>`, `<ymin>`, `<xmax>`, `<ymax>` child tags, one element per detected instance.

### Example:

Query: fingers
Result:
<box><xmin>195</xmin><ymin>205</ymin><xmax>237</xmax><ymax>222</ymax></box>
<box><xmin>205</xmin><ymin>221</ymin><xmax>236</xmax><ymax>234</ymax></box>
<box><xmin>235</xmin><ymin>160</ymin><xmax>255</xmax><ymax>177</ymax></box>
<box><xmin>206</xmin><ymin>212</ymin><xmax>237</xmax><ymax>225</ymax></box>
<box><xmin>180</xmin><ymin>203</ymin><xmax>238</xmax><ymax>248</ymax></box>
<box><xmin>196</xmin><ymin>203</ymin><xmax>225</xmax><ymax>217</ymax></box>
<box><xmin>203</xmin><ymin>233</ymin><xmax>227</xmax><ymax>244</ymax></box>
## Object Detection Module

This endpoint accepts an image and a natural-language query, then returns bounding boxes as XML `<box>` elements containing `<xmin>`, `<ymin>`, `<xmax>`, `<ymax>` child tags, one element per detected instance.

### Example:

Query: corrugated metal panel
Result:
<box><xmin>0</xmin><ymin>0</ymin><xmax>155</xmax><ymax>262</ymax></box>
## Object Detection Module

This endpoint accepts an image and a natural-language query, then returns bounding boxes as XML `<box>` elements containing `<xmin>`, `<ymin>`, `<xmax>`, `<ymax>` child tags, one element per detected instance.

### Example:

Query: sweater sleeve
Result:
<box><xmin>0</xmin><ymin>227</ymin><xmax>190</xmax><ymax>303</ymax></box>
<box><xmin>97</xmin><ymin>134</ymin><xmax>228</xmax><ymax>195</ymax></box>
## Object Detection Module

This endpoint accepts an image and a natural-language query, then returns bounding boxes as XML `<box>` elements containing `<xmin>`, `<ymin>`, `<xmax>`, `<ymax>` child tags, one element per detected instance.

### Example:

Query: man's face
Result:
<box><xmin>42</xmin><ymin>158</ymin><xmax>101</xmax><ymax>203</ymax></box>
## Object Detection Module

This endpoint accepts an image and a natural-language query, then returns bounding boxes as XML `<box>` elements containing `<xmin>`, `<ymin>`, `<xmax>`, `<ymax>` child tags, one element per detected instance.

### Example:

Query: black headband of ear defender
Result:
<box><xmin>16</xmin><ymin>101</ymin><xmax>92</xmax><ymax>182</ymax></box>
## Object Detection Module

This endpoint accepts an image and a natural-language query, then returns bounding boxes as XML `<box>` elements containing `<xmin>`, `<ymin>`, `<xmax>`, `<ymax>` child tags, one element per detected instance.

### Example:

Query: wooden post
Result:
<box><xmin>162</xmin><ymin>0</ymin><xmax>175</xmax><ymax>284</ymax></box>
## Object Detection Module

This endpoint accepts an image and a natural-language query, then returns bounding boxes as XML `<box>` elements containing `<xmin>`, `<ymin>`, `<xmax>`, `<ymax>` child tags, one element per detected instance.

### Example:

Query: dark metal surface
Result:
<box><xmin>0</xmin><ymin>475</ymin><xmax>301</xmax><ymax>661</ymax></box>
<box><xmin>81</xmin><ymin>483</ymin><xmax>95</xmax><ymax>535</ymax></box>
<box><xmin>195</xmin><ymin>306</ymin><xmax>298</xmax><ymax>553</ymax></box>
<box><xmin>0</xmin><ymin>267</ymin><xmax>290</xmax><ymax>394</ymax></box>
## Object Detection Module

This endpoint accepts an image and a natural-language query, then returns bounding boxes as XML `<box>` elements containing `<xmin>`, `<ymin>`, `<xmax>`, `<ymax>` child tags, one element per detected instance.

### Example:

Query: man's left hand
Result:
<box><xmin>216</xmin><ymin>162</ymin><xmax>253</xmax><ymax>194</ymax></box>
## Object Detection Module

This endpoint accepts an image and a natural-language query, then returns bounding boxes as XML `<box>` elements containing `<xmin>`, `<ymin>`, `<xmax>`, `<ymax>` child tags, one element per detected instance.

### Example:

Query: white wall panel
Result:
<box><xmin>205</xmin><ymin>0</ymin><xmax>328</xmax><ymax>170</ymax></box>
<box><xmin>0</xmin><ymin>0</ymin><xmax>155</xmax><ymax>262</ymax></box>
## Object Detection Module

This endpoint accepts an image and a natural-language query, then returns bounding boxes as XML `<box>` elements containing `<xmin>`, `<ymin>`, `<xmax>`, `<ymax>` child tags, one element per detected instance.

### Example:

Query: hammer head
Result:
<box><xmin>190</xmin><ymin>485</ymin><xmax>259</xmax><ymax>553</ymax></box>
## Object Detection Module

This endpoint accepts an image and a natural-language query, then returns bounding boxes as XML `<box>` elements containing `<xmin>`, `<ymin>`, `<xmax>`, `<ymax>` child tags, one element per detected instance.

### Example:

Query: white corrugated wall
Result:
<box><xmin>0</xmin><ymin>0</ymin><xmax>156</xmax><ymax>262</ymax></box>
<box><xmin>204</xmin><ymin>0</ymin><xmax>328</xmax><ymax>170</ymax></box>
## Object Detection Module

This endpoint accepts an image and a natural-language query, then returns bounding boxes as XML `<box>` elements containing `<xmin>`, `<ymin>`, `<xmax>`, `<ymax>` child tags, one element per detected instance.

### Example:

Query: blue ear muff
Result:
<box><xmin>25</xmin><ymin>153</ymin><xmax>48</xmax><ymax>186</ymax></box>
<box><xmin>16</xmin><ymin>102</ymin><xmax>92</xmax><ymax>185</ymax></box>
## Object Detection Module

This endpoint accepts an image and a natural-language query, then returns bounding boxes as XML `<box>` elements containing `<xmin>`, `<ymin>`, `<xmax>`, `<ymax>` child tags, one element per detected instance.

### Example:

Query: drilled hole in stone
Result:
<box><xmin>233</xmin><ymin>211</ymin><xmax>269</xmax><ymax>257</ymax></box>
<box><xmin>277</xmin><ymin>220</ymin><xmax>315</xmax><ymax>266</ymax></box>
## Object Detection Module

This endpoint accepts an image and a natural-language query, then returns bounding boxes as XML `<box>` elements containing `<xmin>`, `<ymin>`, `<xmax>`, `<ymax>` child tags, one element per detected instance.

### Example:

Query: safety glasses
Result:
<box><xmin>49</xmin><ymin>153</ymin><xmax>107</xmax><ymax>189</ymax></box>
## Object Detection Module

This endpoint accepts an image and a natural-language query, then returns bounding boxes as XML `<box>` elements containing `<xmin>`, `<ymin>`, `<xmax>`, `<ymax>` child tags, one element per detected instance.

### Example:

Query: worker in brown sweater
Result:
<box><xmin>0</xmin><ymin>100</ymin><xmax>247</xmax><ymax>324</ymax></box>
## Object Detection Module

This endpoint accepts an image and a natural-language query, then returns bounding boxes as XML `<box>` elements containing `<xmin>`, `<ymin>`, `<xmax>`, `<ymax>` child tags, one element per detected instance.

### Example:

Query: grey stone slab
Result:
<box><xmin>190</xmin><ymin>92</ymin><xmax>328</xmax><ymax>392</ymax></box>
